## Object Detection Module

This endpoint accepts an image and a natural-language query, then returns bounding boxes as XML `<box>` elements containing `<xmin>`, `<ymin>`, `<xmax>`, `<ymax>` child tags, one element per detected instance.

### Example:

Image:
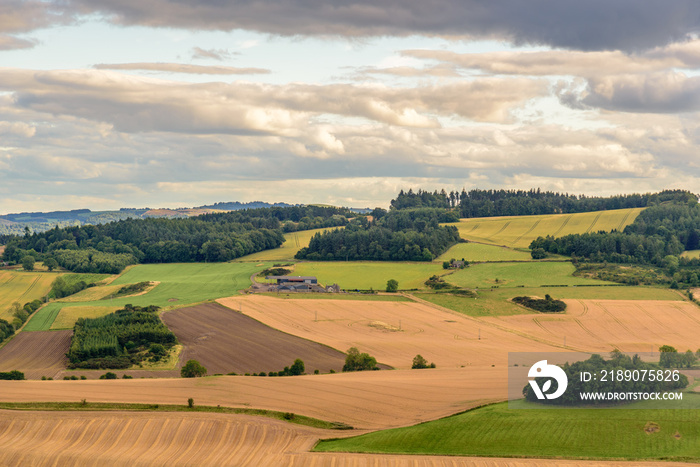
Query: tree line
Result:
<box><xmin>391</xmin><ymin>188</ymin><xmax>696</xmax><ymax>217</ymax></box>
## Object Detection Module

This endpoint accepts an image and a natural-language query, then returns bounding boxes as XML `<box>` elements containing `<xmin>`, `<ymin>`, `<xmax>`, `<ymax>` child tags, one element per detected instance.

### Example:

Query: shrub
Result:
<box><xmin>343</xmin><ymin>347</ymin><xmax>378</xmax><ymax>372</ymax></box>
<box><xmin>0</xmin><ymin>370</ymin><xmax>24</xmax><ymax>380</ymax></box>
<box><xmin>283</xmin><ymin>412</ymin><xmax>295</xmax><ymax>420</ymax></box>
<box><xmin>386</xmin><ymin>279</ymin><xmax>399</xmax><ymax>293</ymax></box>
<box><xmin>21</xmin><ymin>256</ymin><xmax>35</xmax><ymax>271</ymax></box>
<box><xmin>289</xmin><ymin>358</ymin><xmax>305</xmax><ymax>376</ymax></box>
<box><xmin>181</xmin><ymin>360</ymin><xmax>207</xmax><ymax>378</ymax></box>
<box><xmin>412</xmin><ymin>354</ymin><xmax>435</xmax><ymax>369</ymax></box>
<box><xmin>187</xmin><ymin>397</ymin><xmax>194</xmax><ymax>408</ymax></box>
<box><xmin>100</xmin><ymin>372</ymin><xmax>118</xmax><ymax>380</ymax></box>
<box><xmin>512</xmin><ymin>296</ymin><xmax>566</xmax><ymax>313</ymax></box>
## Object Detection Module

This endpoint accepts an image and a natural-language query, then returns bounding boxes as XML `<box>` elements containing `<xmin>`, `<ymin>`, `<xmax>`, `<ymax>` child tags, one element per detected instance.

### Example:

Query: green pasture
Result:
<box><xmin>454</xmin><ymin>208</ymin><xmax>643</xmax><ymax>249</ymax></box>
<box><xmin>437</xmin><ymin>242</ymin><xmax>532</xmax><ymax>262</ymax></box>
<box><xmin>444</xmin><ymin>262</ymin><xmax>610</xmax><ymax>288</ymax></box>
<box><xmin>292</xmin><ymin>261</ymin><xmax>444</xmax><ymax>290</ymax></box>
<box><xmin>238</xmin><ymin>227</ymin><xmax>343</xmax><ymax>262</ymax></box>
<box><xmin>24</xmin><ymin>262</ymin><xmax>267</xmax><ymax>331</ymax></box>
<box><xmin>315</xmin><ymin>399</ymin><xmax>700</xmax><ymax>461</ymax></box>
<box><xmin>681</xmin><ymin>250</ymin><xmax>700</xmax><ymax>259</ymax></box>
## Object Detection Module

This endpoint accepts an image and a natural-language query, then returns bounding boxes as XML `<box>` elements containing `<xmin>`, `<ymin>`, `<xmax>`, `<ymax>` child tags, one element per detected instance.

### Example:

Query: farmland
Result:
<box><xmin>239</xmin><ymin>227</ymin><xmax>342</xmax><ymax>261</ymax></box>
<box><xmin>315</xmin><ymin>400</ymin><xmax>700</xmax><ymax>461</ymax></box>
<box><xmin>218</xmin><ymin>294</ymin><xmax>563</xmax><ymax>369</ymax></box>
<box><xmin>0</xmin><ymin>270</ymin><xmax>57</xmax><ymax>321</ymax></box>
<box><xmin>292</xmin><ymin>261</ymin><xmax>444</xmax><ymax>290</ymax></box>
<box><xmin>49</xmin><ymin>306</ymin><xmax>120</xmax><ymax>330</ymax></box>
<box><xmin>25</xmin><ymin>262</ymin><xmax>267</xmax><ymax>331</ymax></box>
<box><xmin>0</xmin><ymin>330</ymin><xmax>71</xmax><ymax>379</ymax></box>
<box><xmin>162</xmin><ymin>302</ymin><xmax>347</xmax><ymax>374</ymax></box>
<box><xmin>454</xmin><ymin>208</ymin><xmax>642</xmax><ymax>248</ymax></box>
<box><xmin>444</xmin><ymin>261</ymin><xmax>610</xmax><ymax>288</ymax></box>
<box><xmin>437</xmin><ymin>242</ymin><xmax>533</xmax><ymax>262</ymax></box>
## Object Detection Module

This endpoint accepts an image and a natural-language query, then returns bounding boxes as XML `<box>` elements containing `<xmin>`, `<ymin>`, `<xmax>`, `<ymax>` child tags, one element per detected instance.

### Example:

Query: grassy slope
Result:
<box><xmin>315</xmin><ymin>398</ymin><xmax>700</xmax><ymax>461</ymax></box>
<box><xmin>444</xmin><ymin>262</ymin><xmax>610</xmax><ymax>288</ymax></box>
<box><xmin>0</xmin><ymin>271</ymin><xmax>58</xmax><ymax>321</ymax></box>
<box><xmin>454</xmin><ymin>208</ymin><xmax>642</xmax><ymax>249</ymax></box>
<box><xmin>436</xmin><ymin>242</ymin><xmax>532</xmax><ymax>262</ymax></box>
<box><xmin>25</xmin><ymin>262</ymin><xmax>268</xmax><ymax>331</ymax></box>
<box><xmin>238</xmin><ymin>227</ymin><xmax>344</xmax><ymax>262</ymax></box>
<box><xmin>293</xmin><ymin>261</ymin><xmax>444</xmax><ymax>290</ymax></box>
<box><xmin>50</xmin><ymin>305</ymin><xmax>121</xmax><ymax>330</ymax></box>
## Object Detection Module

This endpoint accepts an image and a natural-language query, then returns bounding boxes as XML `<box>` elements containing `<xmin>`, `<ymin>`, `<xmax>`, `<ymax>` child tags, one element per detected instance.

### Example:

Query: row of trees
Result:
<box><xmin>390</xmin><ymin>188</ymin><xmax>696</xmax><ymax>217</ymax></box>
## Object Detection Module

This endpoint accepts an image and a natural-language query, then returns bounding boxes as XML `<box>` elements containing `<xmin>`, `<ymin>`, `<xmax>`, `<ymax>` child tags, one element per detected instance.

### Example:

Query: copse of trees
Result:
<box><xmin>512</xmin><ymin>295</ymin><xmax>566</xmax><ymax>313</ymax></box>
<box><xmin>296</xmin><ymin>208</ymin><xmax>461</xmax><ymax>262</ymax></box>
<box><xmin>342</xmin><ymin>347</ymin><xmax>378</xmax><ymax>372</ymax></box>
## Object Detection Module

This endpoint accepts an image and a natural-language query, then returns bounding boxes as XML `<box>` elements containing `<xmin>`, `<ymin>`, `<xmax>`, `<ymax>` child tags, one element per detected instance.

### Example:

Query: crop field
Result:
<box><xmin>218</xmin><ymin>295</ymin><xmax>563</xmax><ymax>369</ymax></box>
<box><xmin>315</xmin><ymin>400</ymin><xmax>700</xmax><ymax>461</ymax></box>
<box><xmin>416</xmin><ymin>286</ymin><xmax>681</xmax><ymax>318</ymax></box>
<box><xmin>162</xmin><ymin>302</ymin><xmax>348</xmax><ymax>374</ymax></box>
<box><xmin>239</xmin><ymin>227</ymin><xmax>343</xmax><ymax>261</ymax></box>
<box><xmin>293</xmin><ymin>261</ymin><xmax>444</xmax><ymax>290</ymax></box>
<box><xmin>50</xmin><ymin>305</ymin><xmax>120</xmax><ymax>330</ymax></box>
<box><xmin>481</xmin><ymin>299</ymin><xmax>700</xmax><ymax>353</ymax></box>
<box><xmin>0</xmin><ymin>330</ymin><xmax>71</xmax><ymax>379</ymax></box>
<box><xmin>437</xmin><ymin>242</ymin><xmax>533</xmax><ymax>262</ymax></box>
<box><xmin>0</xmin><ymin>271</ymin><xmax>57</xmax><ymax>321</ymax></box>
<box><xmin>454</xmin><ymin>208</ymin><xmax>643</xmax><ymax>249</ymax></box>
<box><xmin>25</xmin><ymin>262</ymin><xmax>267</xmax><ymax>331</ymax></box>
<box><xmin>445</xmin><ymin>261</ymin><xmax>610</xmax><ymax>288</ymax></box>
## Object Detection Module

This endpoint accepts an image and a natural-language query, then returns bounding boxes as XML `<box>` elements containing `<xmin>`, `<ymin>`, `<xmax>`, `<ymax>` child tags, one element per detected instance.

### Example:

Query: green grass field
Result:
<box><xmin>0</xmin><ymin>270</ymin><xmax>58</xmax><ymax>321</ymax></box>
<box><xmin>437</xmin><ymin>242</ymin><xmax>533</xmax><ymax>262</ymax></box>
<box><xmin>454</xmin><ymin>208</ymin><xmax>643</xmax><ymax>249</ymax></box>
<box><xmin>50</xmin><ymin>305</ymin><xmax>120</xmax><ymax>330</ymax></box>
<box><xmin>25</xmin><ymin>262</ymin><xmax>267</xmax><ymax>331</ymax></box>
<box><xmin>292</xmin><ymin>261</ymin><xmax>444</xmax><ymax>290</ymax></box>
<box><xmin>445</xmin><ymin>262</ymin><xmax>610</xmax><ymax>288</ymax></box>
<box><xmin>238</xmin><ymin>227</ymin><xmax>343</xmax><ymax>262</ymax></box>
<box><xmin>315</xmin><ymin>399</ymin><xmax>700</xmax><ymax>461</ymax></box>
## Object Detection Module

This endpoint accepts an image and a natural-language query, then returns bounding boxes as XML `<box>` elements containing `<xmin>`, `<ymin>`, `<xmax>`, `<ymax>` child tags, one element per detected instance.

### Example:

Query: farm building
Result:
<box><xmin>266</xmin><ymin>276</ymin><xmax>318</xmax><ymax>285</ymax></box>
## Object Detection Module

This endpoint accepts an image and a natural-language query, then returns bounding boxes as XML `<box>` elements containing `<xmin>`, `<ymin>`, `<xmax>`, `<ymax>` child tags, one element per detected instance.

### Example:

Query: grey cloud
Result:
<box><xmin>67</xmin><ymin>0</ymin><xmax>700</xmax><ymax>51</ymax></box>
<box><xmin>191</xmin><ymin>47</ymin><xmax>237</xmax><ymax>61</ymax></box>
<box><xmin>93</xmin><ymin>62</ymin><xmax>270</xmax><ymax>75</ymax></box>
<box><xmin>0</xmin><ymin>35</ymin><xmax>37</xmax><ymax>50</ymax></box>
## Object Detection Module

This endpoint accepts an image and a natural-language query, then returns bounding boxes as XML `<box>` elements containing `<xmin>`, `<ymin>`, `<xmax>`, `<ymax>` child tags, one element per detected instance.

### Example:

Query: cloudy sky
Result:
<box><xmin>2</xmin><ymin>1</ymin><xmax>700</xmax><ymax>213</ymax></box>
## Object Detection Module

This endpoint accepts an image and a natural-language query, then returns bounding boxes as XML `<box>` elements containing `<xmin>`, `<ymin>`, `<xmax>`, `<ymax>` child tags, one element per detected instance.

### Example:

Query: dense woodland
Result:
<box><xmin>295</xmin><ymin>208</ymin><xmax>460</xmax><ymax>261</ymax></box>
<box><xmin>1</xmin><ymin>206</ymin><xmax>350</xmax><ymax>273</ymax></box>
<box><xmin>391</xmin><ymin>188</ymin><xmax>696</xmax><ymax>217</ymax></box>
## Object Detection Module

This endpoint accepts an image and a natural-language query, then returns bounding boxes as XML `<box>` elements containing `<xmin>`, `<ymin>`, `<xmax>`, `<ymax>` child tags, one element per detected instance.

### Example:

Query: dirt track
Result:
<box><xmin>162</xmin><ymin>302</ymin><xmax>348</xmax><ymax>374</ymax></box>
<box><xmin>0</xmin><ymin>330</ymin><xmax>71</xmax><ymax>379</ymax></box>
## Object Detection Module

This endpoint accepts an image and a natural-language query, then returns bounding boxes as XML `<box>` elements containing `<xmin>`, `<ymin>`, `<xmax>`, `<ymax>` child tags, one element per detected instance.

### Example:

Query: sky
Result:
<box><xmin>2</xmin><ymin>1</ymin><xmax>700</xmax><ymax>213</ymax></box>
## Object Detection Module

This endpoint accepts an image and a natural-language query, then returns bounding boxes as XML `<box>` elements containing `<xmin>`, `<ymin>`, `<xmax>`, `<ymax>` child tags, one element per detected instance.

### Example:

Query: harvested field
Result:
<box><xmin>454</xmin><ymin>208</ymin><xmax>642</xmax><ymax>249</ymax></box>
<box><xmin>0</xmin><ymin>330</ymin><xmax>71</xmax><ymax>379</ymax></box>
<box><xmin>0</xmin><ymin>369</ymin><xmax>503</xmax><ymax>430</ymax></box>
<box><xmin>239</xmin><ymin>227</ymin><xmax>343</xmax><ymax>261</ymax></box>
<box><xmin>162</xmin><ymin>302</ymin><xmax>348</xmax><ymax>374</ymax></box>
<box><xmin>217</xmin><ymin>295</ymin><xmax>564</xmax><ymax>369</ymax></box>
<box><xmin>0</xmin><ymin>270</ymin><xmax>57</xmax><ymax>321</ymax></box>
<box><xmin>50</xmin><ymin>305</ymin><xmax>120</xmax><ymax>330</ymax></box>
<box><xmin>481</xmin><ymin>299</ymin><xmax>700</xmax><ymax>353</ymax></box>
<box><xmin>0</xmin><ymin>411</ymin><xmax>681</xmax><ymax>467</ymax></box>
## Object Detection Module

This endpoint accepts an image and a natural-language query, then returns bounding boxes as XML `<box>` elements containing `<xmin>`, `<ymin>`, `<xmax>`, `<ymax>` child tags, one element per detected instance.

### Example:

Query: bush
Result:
<box><xmin>99</xmin><ymin>372</ymin><xmax>118</xmax><ymax>380</ymax></box>
<box><xmin>21</xmin><ymin>256</ymin><xmax>35</xmax><ymax>271</ymax></box>
<box><xmin>181</xmin><ymin>360</ymin><xmax>207</xmax><ymax>378</ymax></box>
<box><xmin>187</xmin><ymin>397</ymin><xmax>194</xmax><ymax>408</ymax></box>
<box><xmin>386</xmin><ymin>279</ymin><xmax>399</xmax><ymax>293</ymax></box>
<box><xmin>0</xmin><ymin>370</ymin><xmax>24</xmax><ymax>380</ymax></box>
<box><xmin>283</xmin><ymin>412</ymin><xmax>295</xmax><ymax>420</ymax></box>
<box><xmin>343</xmin><ymin>347</ymin><xmax>378</xmax><ymax>372</ymax></box>
<box><xmin>411</xmin><ymin>354</ymin><xmax>435</xmax><ymax>369</ymax></box>
<box><xmin>289</xmin><ymin>358</ymin><xmax>305</xmax><ymax>376</ymax></box>
<box><xmin>512</xmin><ymin>295</ymin><xmax>566</xmax><ymax>313</ymax></box>
<box><xmin>531</xmin><ymin>248</ymin><xmax>547</xmax><ymax>259</ymax></box>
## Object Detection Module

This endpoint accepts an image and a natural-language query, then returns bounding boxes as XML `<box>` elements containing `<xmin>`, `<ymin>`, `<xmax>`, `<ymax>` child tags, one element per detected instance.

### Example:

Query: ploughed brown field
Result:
<box><xmin>483</xmin><ymin>299</ymin><xmax>700</xmax><ymax>353</ymax></box>
<box><xmin>0</xmin><ymin>410</ymin><xmax>688</xmax><ymax>467</ymax></box>
<box><xmin>217</xmin><ymin>294</ymin><xmax>564</xmax><ymax>369</ymax></box>
<box><xmin>0</xmin><ymin>330</ymin><xmax>71</xmax><ymax>379</ymax></box>
<box><xmin>162</xmin><ymin>302</ymin><xmax>348</xmax><ymax>374</ymax></box>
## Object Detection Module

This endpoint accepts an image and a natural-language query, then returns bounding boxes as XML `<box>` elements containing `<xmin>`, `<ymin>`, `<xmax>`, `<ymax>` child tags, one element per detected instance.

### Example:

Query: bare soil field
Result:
<box><xmin>162</xmin><ymin>302</ymin><xmax>348</xmax><ymax>374</ymax></box>
<box><xmin>0</xmin><ymin>369</ymin><xmax>503</xmax><ymax>430</ymax></box>
<box><xmin>482</xmin><ymin>299</ymin><xmax>700</xmax><ymax>353</ymax></box>
<box><xmin>0</xmin><ymin>330</ymin><xmax>71</xmax><ymax>379</ymax></box>
<box><xmin>0</xmin><ymin>410</ymin><xmax>684</xmax><ymax>467</ymax></box>
<box><xmin>217</xmin><ymin>295</ymin><xmax>564</xmax><ymax>369</ymax></box>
